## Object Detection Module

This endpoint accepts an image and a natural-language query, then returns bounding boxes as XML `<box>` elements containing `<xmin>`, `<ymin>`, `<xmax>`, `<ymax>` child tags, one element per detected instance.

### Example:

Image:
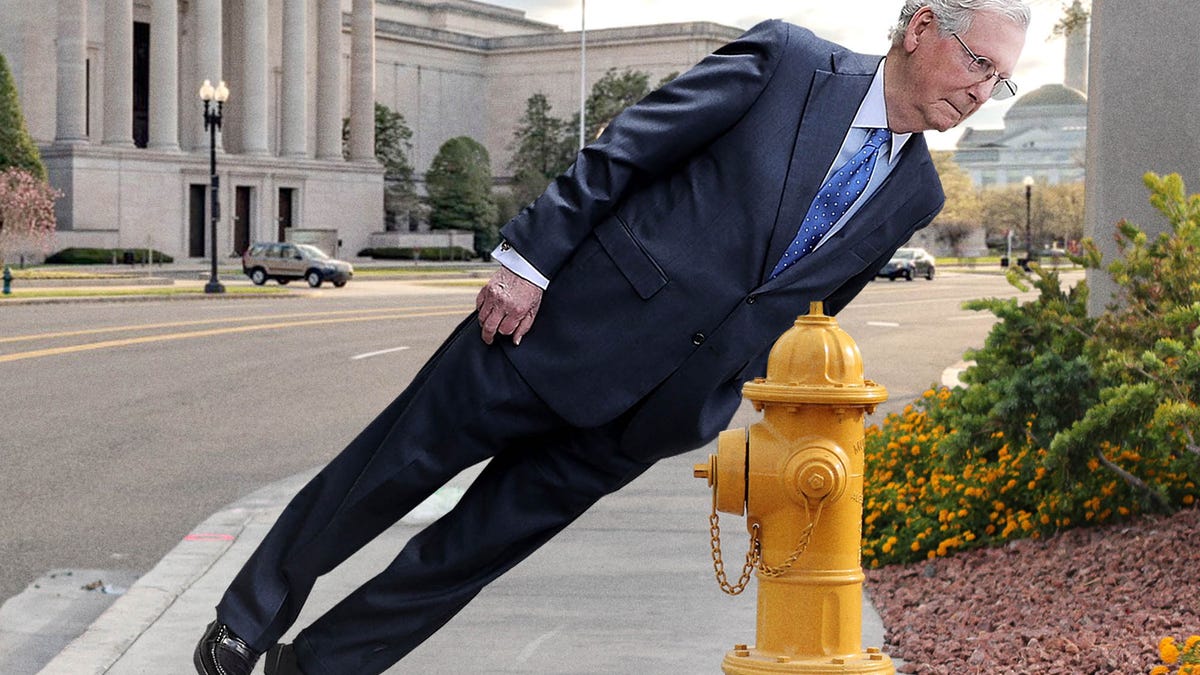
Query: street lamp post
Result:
<box><xmin>578</xmin><ymin>0</ymin><xmax>587</xmax><ymax>151</ymax></box>
<box><xmin>200</xmin><ymin>79</ymin><xmax>229</xmax><ymax>294</ymax></box>
<box><xmin>1023</xmin><ymin>175</ymin><xmax>1034</xmax><ymax>269</ymax></box>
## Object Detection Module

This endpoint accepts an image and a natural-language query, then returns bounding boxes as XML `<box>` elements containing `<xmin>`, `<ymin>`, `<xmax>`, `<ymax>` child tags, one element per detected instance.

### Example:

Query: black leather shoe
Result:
<box><xmin>264</xmin><ymin>643</ymin><xmax>304</xmax><ymax>674</ymax></box>
<box><xmin>194</xmin><ymin>621</ymin><xmax>260</xmax><ymax>675</ymax></box>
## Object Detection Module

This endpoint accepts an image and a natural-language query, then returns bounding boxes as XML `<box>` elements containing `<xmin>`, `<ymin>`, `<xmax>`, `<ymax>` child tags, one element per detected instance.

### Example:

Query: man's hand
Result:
<box><xmin>476</xmin><ymin>267</ymin><xmax>542</xmax><ymax>346</ymax></box>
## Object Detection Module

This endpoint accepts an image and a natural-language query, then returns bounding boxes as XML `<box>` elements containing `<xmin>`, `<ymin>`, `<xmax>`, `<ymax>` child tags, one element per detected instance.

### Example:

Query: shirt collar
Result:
<box><xmin>851</xmin><ymin>58</ymin><xmax>911</xmax><ymax>164</ymax></box>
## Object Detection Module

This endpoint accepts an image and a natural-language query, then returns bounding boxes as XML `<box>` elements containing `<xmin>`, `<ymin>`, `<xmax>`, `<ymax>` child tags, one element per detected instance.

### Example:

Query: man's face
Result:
<box><xmin>891</xmin><ymin>8</ymin><xmax>1027</xmax><ymax>133</ymax></box>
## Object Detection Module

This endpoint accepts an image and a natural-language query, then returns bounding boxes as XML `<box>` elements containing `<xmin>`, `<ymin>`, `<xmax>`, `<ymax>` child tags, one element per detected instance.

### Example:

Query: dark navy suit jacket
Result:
<box><xmin>497</xmin><ymin>20</ymin><xmax>945</xmax><ymax>460</ymax></box>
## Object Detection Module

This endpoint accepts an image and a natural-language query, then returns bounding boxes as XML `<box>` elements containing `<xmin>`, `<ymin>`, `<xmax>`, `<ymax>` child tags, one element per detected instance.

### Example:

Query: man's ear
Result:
<box><xmin>904</xmin><ymin>6</ymin><xmax>937</xmax><ymax>54</ymax></box>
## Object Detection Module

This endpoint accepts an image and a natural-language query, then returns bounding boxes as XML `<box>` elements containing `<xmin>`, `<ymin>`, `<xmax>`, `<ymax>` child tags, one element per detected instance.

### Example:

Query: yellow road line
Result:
<box><xmin>0</xmin><ymin>305</ymin><xmax>472</xmax><ymax>344</ymax></box>
<box><xmin>0</xmin><ymin>309</ymin><xmax>471</xmax><ymax>364</ymax></box>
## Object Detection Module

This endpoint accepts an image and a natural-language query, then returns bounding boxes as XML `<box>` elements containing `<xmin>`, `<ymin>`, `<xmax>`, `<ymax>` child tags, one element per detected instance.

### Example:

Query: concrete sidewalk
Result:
<box><xmin>37</xmin><ymin>445</ymin><xmax>896</xmax><ymax>674</ymax></box>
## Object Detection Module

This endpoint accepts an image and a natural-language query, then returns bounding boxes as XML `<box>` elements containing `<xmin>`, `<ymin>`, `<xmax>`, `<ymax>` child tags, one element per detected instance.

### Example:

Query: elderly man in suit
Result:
<box><xmin>196</xmin><ymin>1</ymin><xmax>1029</xmax><ymax>673</ymax></box>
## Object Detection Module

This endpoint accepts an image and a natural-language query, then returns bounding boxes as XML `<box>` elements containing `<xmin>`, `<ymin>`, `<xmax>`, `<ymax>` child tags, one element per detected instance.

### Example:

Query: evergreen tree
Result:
<box><xmin>425</xmin><ymin>136</ymin><xmax>498</xmax><ymax>255</ymax></box>
<box><xmin>343</xmin><ymin>103</ymin><xmax>419</xmax><ymax>228</ymax></box>
<box><xmin>569</xmin><ymin>68</ymin><xmax>652</xmax><ymax>143</ymax></box>
<box><xmin>0</xmin><ymin>52</ymin><xmax>46</xmax><ymax>181</ymax></box>
<box><xmin>508</xmin><ymin>92</ymin><xmax>572</xmax><ymax>207</ymax></box>
<box><xmin>504</xmin><ymin>69</ymin><xmax>679</xmax><ymax>215</ymax></box>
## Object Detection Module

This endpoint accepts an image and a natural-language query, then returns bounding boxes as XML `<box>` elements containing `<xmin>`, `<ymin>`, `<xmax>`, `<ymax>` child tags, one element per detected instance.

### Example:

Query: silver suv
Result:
<box><xmin>242</xmin><ymin>242</ymin><xmax>353</xmax><ymax>288</ymax></box>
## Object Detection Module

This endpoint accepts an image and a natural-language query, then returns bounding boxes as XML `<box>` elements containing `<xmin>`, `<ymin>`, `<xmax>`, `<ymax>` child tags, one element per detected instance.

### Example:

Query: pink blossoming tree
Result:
<box><xmin>0</xmin><ymin>167</ymin><xmax>60</xmax><ymax>266</ymax></box>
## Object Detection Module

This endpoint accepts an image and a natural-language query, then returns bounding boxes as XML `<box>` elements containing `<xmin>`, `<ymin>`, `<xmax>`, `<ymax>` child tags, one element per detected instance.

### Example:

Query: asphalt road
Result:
<box><xmin>0</xmin><ymin>270</ymin><xmax>1048</xmax><ymax>606</ymax></box>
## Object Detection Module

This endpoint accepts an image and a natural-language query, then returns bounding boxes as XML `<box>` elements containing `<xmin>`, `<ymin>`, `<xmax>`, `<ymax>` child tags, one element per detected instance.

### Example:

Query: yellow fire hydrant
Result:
<box><xmin>695</xmin><ymin>302</ymin><xmax>892</xmax><ymax>674</ymax></box>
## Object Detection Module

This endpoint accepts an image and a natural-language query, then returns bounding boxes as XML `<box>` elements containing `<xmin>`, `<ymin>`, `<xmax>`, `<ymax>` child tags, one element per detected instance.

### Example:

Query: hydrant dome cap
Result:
<box><xmin>743</xmin><ymin>304</ymin><xmax>888</xmax><ymax>405</ymax></box>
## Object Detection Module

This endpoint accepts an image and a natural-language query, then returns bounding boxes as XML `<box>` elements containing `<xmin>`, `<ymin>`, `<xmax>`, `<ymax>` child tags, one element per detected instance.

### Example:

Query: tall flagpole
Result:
<box><xmin>579</xmin><ymin>0</ymin><xmax>587</xmax><ymax>150</ymax></box>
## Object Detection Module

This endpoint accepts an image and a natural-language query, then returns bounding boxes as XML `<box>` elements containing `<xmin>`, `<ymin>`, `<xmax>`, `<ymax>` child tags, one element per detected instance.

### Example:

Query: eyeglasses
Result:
<box><xmin>950</xmin><ymin>32</ymin><xmax>1018</xmax><ymax>101</ymax></box>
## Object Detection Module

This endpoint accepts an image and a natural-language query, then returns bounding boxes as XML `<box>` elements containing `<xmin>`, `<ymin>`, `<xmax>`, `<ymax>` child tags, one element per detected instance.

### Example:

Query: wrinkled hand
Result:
<box><xmin>476</xmin><ymin>267</ymin><xmax>542</xmax><ymax>346</ymax></box>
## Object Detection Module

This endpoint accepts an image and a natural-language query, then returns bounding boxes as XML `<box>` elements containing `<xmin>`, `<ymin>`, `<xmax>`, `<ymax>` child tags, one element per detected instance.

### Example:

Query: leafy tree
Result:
<box><xmin>425</xmin><ymin>136</ymin><xmax>497</xmax><ymax>256</ymax></box>
<box><xmin>503</xmin><ymin>69</ymin><xmax>680</xmax><ymax>219</ymax></box>
<box><xmin>0</xmin><ymin>53</ymin><xmax>46</xmax><ymax>181</ymax></box>
<box><xmin>929</xmin><ymin>152</ymin><xmax>982</xmax><ymax>255</ymax></box>
<box><xmin>343</xmin><ymin>103</ymin><xmax>419</xmax><ymax>229</ymax></box>
<box><xmin>508</xmin><ymin>93</ymin><xmax>572</xmax><ymax>207</ymax></box>
<box><xmin>0</xmin><ymin>167</ymin><xmax>59</xmax><ymax>264</ymax></box>
<box><xmin>979</xmin><ymin>181</ymin><xmax>1086</xmax><ymax>252</ymax></box>
<box><xmin>1052</xmin><ymin>0</ymin><xmax>1090</xmax><ymax>38</ymax></box>
<box><xmin>931</xmin><ymin>152</ymin><xmax>982</xmax><ymax>223</ymax></box>
<box><xmin>574</xmin><ymin>68</ymin><xmax>650</xmax><ymax>143</ymax></box>
<box><xmin>566</xmin><ymin>68</ymin><xmax>677</xmax><ymax>145</ymax></box>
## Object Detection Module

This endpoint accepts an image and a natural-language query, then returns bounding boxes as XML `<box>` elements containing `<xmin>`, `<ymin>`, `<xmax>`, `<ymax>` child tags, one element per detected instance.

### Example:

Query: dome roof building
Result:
<box><xmin>953</xmin><ymin>83</ymin><xmax>1087</xmax><ymax>187</ymax></box>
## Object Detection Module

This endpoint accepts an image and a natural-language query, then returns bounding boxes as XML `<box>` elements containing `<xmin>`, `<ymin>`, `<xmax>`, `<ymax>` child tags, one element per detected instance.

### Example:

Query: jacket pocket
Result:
<box><xmin>593</xmin><ymin>215</ymin><xmax>669</xmax><ymax>300</ymax></box>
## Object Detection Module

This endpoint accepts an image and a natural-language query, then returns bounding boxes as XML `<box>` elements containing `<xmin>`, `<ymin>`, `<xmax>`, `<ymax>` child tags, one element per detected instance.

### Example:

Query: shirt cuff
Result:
<box><xmin>491</xmin><ymin>241</ymin><xmax>550</xmax><ymax>290</ymax></box>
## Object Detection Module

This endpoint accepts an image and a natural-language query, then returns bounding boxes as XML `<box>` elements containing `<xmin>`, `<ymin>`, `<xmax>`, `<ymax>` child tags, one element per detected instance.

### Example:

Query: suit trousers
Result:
<box><xmin>215</xmin><ymin>314</ymin><xmax>654</xmax><ymax>674</ymax></box>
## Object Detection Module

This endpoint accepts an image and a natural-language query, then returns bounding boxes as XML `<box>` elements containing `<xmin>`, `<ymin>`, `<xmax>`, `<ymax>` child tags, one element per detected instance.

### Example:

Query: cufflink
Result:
<box><xmin>500</xmin><ymin>241</ymin><xmax>512</xmax><ymax>251</ymax></box>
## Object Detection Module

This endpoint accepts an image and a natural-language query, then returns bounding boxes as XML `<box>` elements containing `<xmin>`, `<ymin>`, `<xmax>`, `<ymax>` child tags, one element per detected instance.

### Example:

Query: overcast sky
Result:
<box><xmin>486</xmin><ymin>0</ymin><xmax>1078</xmax><ymax>150</ymax></box>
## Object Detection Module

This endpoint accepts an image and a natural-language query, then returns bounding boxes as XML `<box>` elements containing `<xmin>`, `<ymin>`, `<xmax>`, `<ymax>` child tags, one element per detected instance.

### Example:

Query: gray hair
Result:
<box><xmin>889</xmin><ymin>0</ymin><xmax>1032</xmax><ymax>46</ymax></box>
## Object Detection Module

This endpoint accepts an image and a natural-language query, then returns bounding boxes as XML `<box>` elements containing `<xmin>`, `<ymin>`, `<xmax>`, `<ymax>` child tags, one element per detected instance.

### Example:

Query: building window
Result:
<box><xmin>133</xmin><ymin>22</ymin><xmax>150</xmax><ymax>148</ymax></box>
<box><xmin>85</xmin><ymin>59</ymin><xmax>91</xmax><ymax>137</ymax></box>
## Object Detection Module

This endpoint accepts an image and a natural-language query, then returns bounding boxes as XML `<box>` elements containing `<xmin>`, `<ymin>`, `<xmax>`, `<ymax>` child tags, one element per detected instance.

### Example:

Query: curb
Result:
<box><xmin>37</xmin><ymin>472</ymin><xmax>312</xmax><ymax>675</ymax></box>
<box><xmin>941</xmin><ymin>360</ymin><xmax>975</xmax><ymax>388</ymax></box>
<box><xmin>1</xmin><ymin>292</ymin><xmax>302</xmax><ymax>307</ymax></box>
<box><xmin>10</xmin><ymin>277</ymin><xmax>175</xmax><ymax>288</ymax></box>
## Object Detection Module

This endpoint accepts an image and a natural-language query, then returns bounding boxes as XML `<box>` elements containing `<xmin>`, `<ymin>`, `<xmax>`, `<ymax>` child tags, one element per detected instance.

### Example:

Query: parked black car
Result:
<box><xmin>876</xmin><ymin>247</ymin><xmax>936</xmax><ymax>281</ymax></box>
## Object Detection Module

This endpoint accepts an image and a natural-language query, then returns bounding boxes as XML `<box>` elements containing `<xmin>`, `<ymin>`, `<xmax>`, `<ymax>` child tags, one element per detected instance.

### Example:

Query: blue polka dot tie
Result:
<box><xmin>770</xmin><ymin>127</ymin><xmax>891</xmax><ymax>279</ymax></box>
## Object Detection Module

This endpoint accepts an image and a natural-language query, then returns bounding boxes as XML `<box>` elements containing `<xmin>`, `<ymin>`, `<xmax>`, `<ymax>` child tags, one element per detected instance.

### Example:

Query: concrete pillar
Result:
<box><xmin>349</xmin><ymin>0</ymin><xmax>375</xmax><ymax>162</ymax></box>
<box><xmin>55</xmin><ymin>0</ymin><xmax>88</xmax><ymax>144</ymax></box>
<box><xmin>195</xmin><ymin>0</ymin><xmax>223</xmax><ymax>151</ymax></box>
<box><xmin>102</xmin><ymin>0</ymin><xmax>135</xmax><ymax>146</ymax></box>
<box><xmin>316</xmin><ymin>0</ymin><xmax>343</xmax><ymax>160</ymax></box>
<box><xmin>148</xmin><ymin>0</ymin><xmax>180</xmax><ymax>151</ymax></box>
<box><xmin>1084</xmin><ymin>2</ymin><xmax>1200</xmax><ymax>314</ymax></box>
<box><xmin>280</xmin><ymin>0</ymin><xmax>308</xmax><ymax>157</ymax></box>
<box><xmin>242</xmin><ymin>0</ymin><xmax>270</xmax><ymax>155</ymax></box>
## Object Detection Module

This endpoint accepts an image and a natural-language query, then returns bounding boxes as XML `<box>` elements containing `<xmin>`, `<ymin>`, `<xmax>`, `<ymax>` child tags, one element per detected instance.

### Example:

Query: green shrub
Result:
<box><xmin>861</xmin><ymin>173</ymin><xmax>1200</xmax><ymax>567</ymax></box>
<box><xmin>45</xmin><ymin>247</ymin><xmax>174</xmax><ymax>264</ymax></box>
<box><xmin>358</xmin><ymin>246</ymin><xmax>474</xmax><ymax>261</ymax></box>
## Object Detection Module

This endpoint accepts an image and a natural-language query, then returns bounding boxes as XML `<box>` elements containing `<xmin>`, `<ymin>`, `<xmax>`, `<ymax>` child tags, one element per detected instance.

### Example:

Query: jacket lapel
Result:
<box><xmin>760</xmin><ymin>51</ymin><xmax>881</xmax><ymax>285</ymax></box>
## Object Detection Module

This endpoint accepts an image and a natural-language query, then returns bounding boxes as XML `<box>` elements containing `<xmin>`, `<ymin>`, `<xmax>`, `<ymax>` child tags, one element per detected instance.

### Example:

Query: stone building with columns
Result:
<box><xmin>0</xmin><ymin>1</ymin><xmax>741</xmax><ymax>260</ymax></box>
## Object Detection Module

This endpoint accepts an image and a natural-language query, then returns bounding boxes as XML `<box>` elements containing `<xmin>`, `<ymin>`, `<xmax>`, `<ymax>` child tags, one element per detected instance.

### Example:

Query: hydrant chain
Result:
<box><xmin>709</xmin><ymin>492</ymin><xmax>759</xmax><ymax>595</ymax></box>
<box><xmin>757</xmin><ymin>500</ymin><xmax>824</xmax><ymax>578</ymax></box>
<box><xmin>709</xmin><ymin>493</ymin><xmax>828</xmax><ymax>592</ymax></box>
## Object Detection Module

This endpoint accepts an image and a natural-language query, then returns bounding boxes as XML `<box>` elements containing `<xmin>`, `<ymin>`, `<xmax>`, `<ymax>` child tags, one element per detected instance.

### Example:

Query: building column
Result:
<box><xmin>103</xmin><ymin>0</ymin><xmax>135</xmax><ymax>146</ymax></box>
<box><xmin>242</xmin><ymin>0</ymin><xmax>270</xmax><ymax>155</ymax></box>
<box><xmin>280</xmin><ymin>0</ymin><xmax>308</xmax><ymax>157</ymax></box>
<box><xmin>316</xmin><ymin>0</ymin><xmax>343</xmax><ymax>160</ymax></box>
<box><xmin>148</xmin><ymin>0</ymin><xmax>180</xmax><ymax>151</ymax></box>
<box><xmin>195</xmin><ymin>0</ymin><xmax>223</xmax><ymax>151</ymax></box>
<box><xmin>349</xmin><ymin>0</ymin><xmax>375</xmax><ymax>162</ymax></box>
<box><xmin>56</xmin><ymin>0</ymin><xmax>88</xmax><ymax>144</ymax></box>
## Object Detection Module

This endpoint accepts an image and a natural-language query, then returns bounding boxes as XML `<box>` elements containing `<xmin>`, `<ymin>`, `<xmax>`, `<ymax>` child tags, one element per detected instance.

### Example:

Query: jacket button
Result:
<box><xmin>692</xmin><ymin>332</ymin><xmax>706</xmax><ymax>345</ymax></box>
<box><xmin>746</xmin><ymin>294</ymin><xmax>757</xmax><ymax>304</ymax></box>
